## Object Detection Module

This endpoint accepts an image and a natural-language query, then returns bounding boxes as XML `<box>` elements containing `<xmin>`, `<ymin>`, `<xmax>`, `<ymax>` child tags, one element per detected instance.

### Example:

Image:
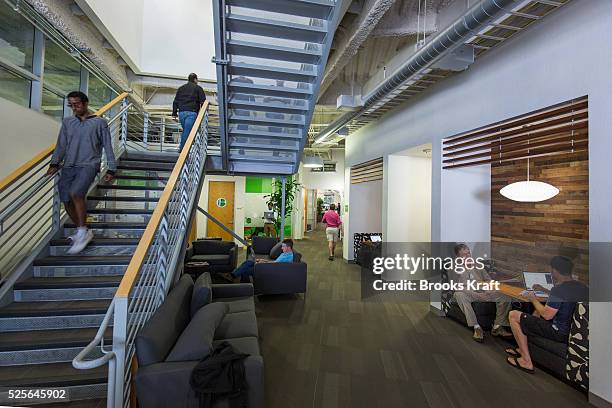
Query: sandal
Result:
<box><xmin>504</xmin><ymin>347</ymin><xmax>521</xmax><ymax>357</ymax></box>
<box><xmin>506</xmin><ymin>356</ymin><xmax>534</xmax><ymax>374</ymax></box>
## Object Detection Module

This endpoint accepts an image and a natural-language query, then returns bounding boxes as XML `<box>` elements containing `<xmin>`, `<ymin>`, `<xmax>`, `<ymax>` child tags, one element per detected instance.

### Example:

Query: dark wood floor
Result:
<box><xmin>255</xmin><ymin>228</ymin><xmax>589</xmax><ymax>408</ymax></box>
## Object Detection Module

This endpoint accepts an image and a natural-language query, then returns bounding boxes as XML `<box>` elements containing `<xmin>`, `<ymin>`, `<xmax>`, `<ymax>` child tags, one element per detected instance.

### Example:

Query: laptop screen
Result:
<box><xmin>523</xmin><ymin>272</ymin><xmax>553</xmax><ymax>290</ymax></box>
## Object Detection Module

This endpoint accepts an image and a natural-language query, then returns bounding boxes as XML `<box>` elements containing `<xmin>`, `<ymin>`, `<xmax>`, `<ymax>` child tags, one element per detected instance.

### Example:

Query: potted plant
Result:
<box><xmin>265</xmin><ymin>178</ymin><xmax>300</xmax><ymax>237</ymax></box>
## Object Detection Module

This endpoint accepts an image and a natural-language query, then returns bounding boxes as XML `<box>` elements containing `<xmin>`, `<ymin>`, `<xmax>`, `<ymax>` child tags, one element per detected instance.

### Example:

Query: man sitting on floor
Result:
<box><xmin>506</xmin><ymin>256</ymin><xmax>589</xmax><ymax>373</ymax></box>
<box><xmin>452</xmin><ymin>243</ymin><xmax>513</xmax><ymax>342</ymax></box>
<box><xmin>222</xmin><ymin>239</ymin><xmax>295</xmax><ymax>283</ymax></box>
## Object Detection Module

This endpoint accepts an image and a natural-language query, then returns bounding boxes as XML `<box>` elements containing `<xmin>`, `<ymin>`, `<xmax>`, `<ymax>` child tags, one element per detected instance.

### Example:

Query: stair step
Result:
<box><xmin>35</xmin><ymin>397</ymin><xmax>106</xmax><ymax>407</ymax></box>
<box><xmin>88</xmin><ymin>208</ymin><xmax>154</xmax><ymax>215</ymax></box>
<box><xmin>229</xmin><ymin>113</ymin><xmax>305</xmax><ymax>128</ymax></box>
<box><xmin>119</xmin><ymin>160</ymin><xmax>175</xmax><ymax>169</ymax></box>
<box><xmin>51</xmin><ymin>237</ymin><xmax>140</xmax><ymax>246</ymax></box>
<box><xmin>226</xmin><ymin>0</ymin><xmax>334</xmax><ymax>19</ymax></box>
<box><xmin>0</xmin><ymin>361</ymin><xmax>106</xmax><ymax>388</ymax></box>
<box><xmin>229</xmin><ymin>160</ymin><xmax>294</xmax><ymax>175</ymax></box>
<box><xmin>230</xmin><ymin>154</ymin><xmax>296</xmax><ymax>164</ymax></box>
<box><xmin>229</xmin><ymin>80</ymin><xmax>312</xmax><ymax>100</ymax></box>
<box><xmin>229</xmin><ymin>128</ymin><xmax>303</xmax><ymax>140</ymax></box>
<box><xmin>64</xmin><ymin>223</ymin><xmax>148</xmax><ymax>231</ymax></box>
<box><xmin>227</xmin><ymin>39</ymin><xmax>321</xmax><ymax>64</ymax></box>
<box><xmin>226</xmin><ymin>13</ymin><xmax>327</xmax><ymax>43</ymax></box>
<box><xmin>15</xmin><ymin>276</ymin><xmax>123</xmax><ymax>290</ymax></box>
<box><xmin>117</xmin><ymin>164</ymin><xmax>174</xmax><ymax>172</ymax></box>
<box><xmin>88</xmin><ymin>195</ymin><xmax>159</xmax><ymax>202</ymax></box>
<box><xmin>0</xmin><ymin>299</ymin><xmax>111</xmax><ymax>318</ymax></box>
<box><xmin>97</xmin><ymin>184</ymin><xmax>165</xmax><ymax>191</ymax></box>
<box><xmin>114</xmin><ymin>174</ymin><xmax>168</xmax><ymax>182</ymax></box>
<box><xmin>228</xmin><ymin>96</ymin><xmax>309</xmax><ymax>114</ymax></box>
<box><xmin>122</xmin><ymin>155</ymin><xmax>177</xmax><ymax>164</ymax></box>
<box><xmin>228</xmin><ymin>61</ymin><xmax>317</xmax><ymax>83</ymax></box>
<box><xmin>230</xmin><ymin>142</ymin><xmax>300</xmax><ymax>152</ymax></box>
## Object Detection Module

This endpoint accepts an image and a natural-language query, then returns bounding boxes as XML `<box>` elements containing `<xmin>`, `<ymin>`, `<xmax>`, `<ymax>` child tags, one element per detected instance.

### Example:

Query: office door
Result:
<box><xmin>207</xmin><ymin>181</ymin><xmax>235</xmax><ymax>241</ymax></box>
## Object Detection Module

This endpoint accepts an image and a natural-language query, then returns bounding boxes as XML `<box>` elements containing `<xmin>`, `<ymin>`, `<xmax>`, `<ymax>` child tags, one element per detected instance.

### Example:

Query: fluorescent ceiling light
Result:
<box><xmin>303</xmin><ymin>155</ymin><xmax>324</xmax><ymax>168</ymax></box>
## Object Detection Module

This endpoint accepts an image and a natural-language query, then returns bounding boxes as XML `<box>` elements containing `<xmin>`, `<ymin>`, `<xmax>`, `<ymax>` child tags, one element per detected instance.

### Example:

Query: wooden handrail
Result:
<box><xmin>0</xmin><ymin>91</ymin><xmax>130</xmax><ymax>194</ymax></box>
<box><xmin>115</xmin><ymin>101</ymin><xmax>209</xmax><ymax>298</ymax></box>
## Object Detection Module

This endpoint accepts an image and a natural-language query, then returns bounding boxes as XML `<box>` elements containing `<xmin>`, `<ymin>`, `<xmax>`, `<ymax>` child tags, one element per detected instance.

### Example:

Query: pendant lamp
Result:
<box><xmin>500</xmin><ymin>152</ymin><xmax>559</xmax><ymax>203</ymax></box>
<box><xmin>303</xmin><ymin>155</ymin><xmax>324</xmax><ymax>168</ymax></box>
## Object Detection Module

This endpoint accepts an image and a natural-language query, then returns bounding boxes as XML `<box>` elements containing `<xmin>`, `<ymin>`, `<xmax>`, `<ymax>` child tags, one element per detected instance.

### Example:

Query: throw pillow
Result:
<box><xmin>166</xmin><ymin>302</ymin><xmax>229</xmax><ymax>362</ymax></box>
<box><xmin>269</xmin><ymin>242</ymin><xmax>283</xmax><ymax>259</ymax></box>
<box><xmin>191</xmin><ymin>272</ymin><xmax>212</xmax><ymax>318</ymax></box>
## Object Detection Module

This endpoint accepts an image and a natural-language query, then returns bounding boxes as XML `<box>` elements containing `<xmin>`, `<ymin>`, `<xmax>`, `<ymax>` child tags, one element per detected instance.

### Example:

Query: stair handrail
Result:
<box><xmin>73</xmin><ymin>102</ymin><xmax>210</xmax><ymax>408</ymax></box>
<box><xmin>0</xmin><ymin>92</ymin><xmax>129</xmax><ymax>297</ymax></box>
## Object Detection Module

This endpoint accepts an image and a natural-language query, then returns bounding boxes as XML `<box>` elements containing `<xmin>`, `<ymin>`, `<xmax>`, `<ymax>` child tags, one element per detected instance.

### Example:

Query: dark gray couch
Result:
<box><xmin>186</xmin><ymin>239</ymin><xmax>238</xmax><ymax>274</ymax></box>
<box><xmin>248</xmin><ymin>236</ymin><xmax>307</xmax><ymax>295</ymax></box>
<box><xmin>135</xmin><ymin>274</ymin><xmax>264</xmax><ymax>408</ymax></box>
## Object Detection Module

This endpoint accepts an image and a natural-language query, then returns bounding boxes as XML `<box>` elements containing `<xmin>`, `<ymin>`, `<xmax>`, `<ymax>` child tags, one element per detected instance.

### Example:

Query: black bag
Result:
<box><xmin>190</xmin><ymin>341</ymin><xmax>249</xmax><ymax>408</ymax></box>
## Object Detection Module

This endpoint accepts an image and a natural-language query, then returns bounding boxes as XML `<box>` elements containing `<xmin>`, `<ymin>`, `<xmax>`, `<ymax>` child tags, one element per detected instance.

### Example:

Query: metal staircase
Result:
<box><xmin>0</xmin><ymin>153</ymin><xmax>173</xmax><ymax>405</ymax></box>
<box><xmin>213</xmin><ymin>0</ymin><xmax>342</xmax><ymax>175</ymax></box>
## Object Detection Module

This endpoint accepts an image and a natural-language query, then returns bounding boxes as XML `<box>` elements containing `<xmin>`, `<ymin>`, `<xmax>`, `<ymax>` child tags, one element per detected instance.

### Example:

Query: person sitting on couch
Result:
<box><xmin>222</xmin><ymin>239</ymin><xmax>295</xmax><ymax>283</ymax></box>
<box><xmin>452</xmin><ymin>243</ymin><xmax>513</xmax><ymax>343</ymax></box>
<box><xmin>505</xmin><ymin>256</ymin><xmax>589</xmax><ymax>373</ymax></box>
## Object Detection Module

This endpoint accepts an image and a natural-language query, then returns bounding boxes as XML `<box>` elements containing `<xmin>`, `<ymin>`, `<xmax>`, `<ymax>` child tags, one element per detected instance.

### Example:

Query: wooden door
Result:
<box><xmin>207</xmin><ymin>181</ymin><xmax>235</xmax><ymax>241</ymax></box>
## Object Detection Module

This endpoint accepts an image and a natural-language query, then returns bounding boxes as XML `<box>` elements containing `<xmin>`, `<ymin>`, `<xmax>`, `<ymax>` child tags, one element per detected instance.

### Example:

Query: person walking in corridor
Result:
<box><xmin>322</xmin><ymin>203</ymin><xmax>342</xmax><ymax>261</ymax></box>
<box><xmin>47</xmin><ymin>91</ymin><xmax>116</xmax><ymax>254</ymax></box>
<box><xmin>172</xmin><ymin>73</ymin><xmax>207</xmax><ymax>150</ymax></box>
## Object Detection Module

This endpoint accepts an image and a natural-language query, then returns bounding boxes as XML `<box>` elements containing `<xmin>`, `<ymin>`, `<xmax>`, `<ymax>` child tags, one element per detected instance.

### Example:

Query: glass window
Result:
<box><xmin>44</xmin><ymin>38</ymin><xmax>80</xmax><ymax>94</ymax></box>
<box><xmin>41</xmin><ymin>88</ymin><xmax>64</xmax><ymax>121</ymax></box>
<box><xmin>0</xmin><ymin>2</ymin><xmax>34</xmax><ymax>70</ymax></box>
<box><xmin>88</xmin><ymin>74</ymin><xmax>114</xmax><ymax>111</ymax></box>
<box><xmin>0</xmin><ymin>65</ymin><xmax>30</xmax><ymax>107</ymax></box>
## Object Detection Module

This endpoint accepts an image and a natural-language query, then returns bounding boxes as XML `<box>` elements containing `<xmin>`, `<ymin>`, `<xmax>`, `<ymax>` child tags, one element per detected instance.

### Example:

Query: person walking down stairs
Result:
<box><xmin>46</xmin><ymin>91</ymin><xmax>116</xmax><ymax>254</ymax></box>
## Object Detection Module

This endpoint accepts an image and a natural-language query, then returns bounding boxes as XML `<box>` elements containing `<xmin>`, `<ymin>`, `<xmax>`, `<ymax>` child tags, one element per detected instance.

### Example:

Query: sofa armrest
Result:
<box><xmin>212</xmin><ymin>283</ymin><xmax>254</xmax><ymax>298</ymax></box>
<box><xmin>184</xmin><ymin>247</ymin><xmax>194</xmax><ymax>262</ymax></box>
<box><xmin>135</xmin><ymin>356</ymin><xmax>264</xmax><ymax>408</ymax></box>
<box><xmin>254</xmin><ymin>262</ymin><xmax>307</xmax><ymax>295</ymax></box>
<box><xmin>228</xmin><ymin>246</ymin><xmax>238</xmax><ymax>268</ymax></box>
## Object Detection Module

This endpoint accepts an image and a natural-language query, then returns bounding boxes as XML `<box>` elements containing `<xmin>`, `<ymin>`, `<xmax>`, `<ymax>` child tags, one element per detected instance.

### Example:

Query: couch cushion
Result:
<box><xmin>191</xmin><ymin>272</ymin><xmax>212</xmax><ymax>317</ymax></box>
<box><xmin>213</xmin><ymin>296</ymin><xmax>255</xmax><ymax>314</ymax></box>
<box><xmin>193</xmin><ymin>239</ymin><xmax>235</xmax><ymax>254</ymax></box>
<box><xmin>269</xmin><ymin>242</ymin><xmax>283</xmax><ymax>259</ymax></box>
<box><xmin>212</xmin><ymin>336</ymin><xmax>260</xmax><ymax>356</ymax></box>
<box><xmin>529</xmin><ymin>335</ymin><xmax>567</xmax><ymax>358</ymax></box>
<box><xmin>166</xmin><ymin>302</ymin><xmax>229</xmax><ymax>362</ymax></box>
<box><xmin>252</xmin><ymin>236</ymin><xmax>278</xmax><ymax>255</ymax></box>
<box><xmin>293</xmin><ymin>251</ymin><xmax>302</xmax><ymax>263</ymax></box>
<box><xmin>191</xmin><ymin>254</ymin><xmax>231</xmax><ymax>265</ymax></box>
<box><xmin>214</xmin><ymin>311</ymin><xmax>259</xmax><ymax>340</ymax></box>
<box><xmin>136</xmin><ymin>274</ymin><xmax>193</xmax><ymax>367</ymax></box>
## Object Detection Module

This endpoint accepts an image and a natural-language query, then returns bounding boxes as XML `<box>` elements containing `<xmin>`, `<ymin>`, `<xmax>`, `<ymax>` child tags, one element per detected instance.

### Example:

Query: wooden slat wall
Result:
<box><xmin>491</xmin><ymin>151</ymin><xmax>589</xmax><ymax>283</ymax></box>
<box><xmin>351</xmin><ymin>158</ymin><xmax>383</xmax><ymax>184</ymax></box>
<box><xmin>442</xmin><ymin>96</ymin><xmax>588</xmax><ymax>169</ymax></box>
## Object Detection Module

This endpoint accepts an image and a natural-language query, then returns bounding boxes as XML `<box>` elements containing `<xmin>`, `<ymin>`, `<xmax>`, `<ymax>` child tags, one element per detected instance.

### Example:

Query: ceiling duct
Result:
<box><xmin>315</xmin><ymin>0</ymin><xmax>520</xmax><ymax>145</ymax></box>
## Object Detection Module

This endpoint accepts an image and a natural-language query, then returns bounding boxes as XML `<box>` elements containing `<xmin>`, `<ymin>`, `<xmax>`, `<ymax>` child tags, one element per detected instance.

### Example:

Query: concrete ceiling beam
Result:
<box><xmin>319</xmin><ymin>0</ymin><xmax>398</xmax><ymax>98</ymax></box>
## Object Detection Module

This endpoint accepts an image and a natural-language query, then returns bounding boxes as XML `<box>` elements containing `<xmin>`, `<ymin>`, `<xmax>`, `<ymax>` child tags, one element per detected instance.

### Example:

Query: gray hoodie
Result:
<box><xmin>50</xmin><ymin>115</ymin><xmax>117</xmax><ymax>173</ymax></box>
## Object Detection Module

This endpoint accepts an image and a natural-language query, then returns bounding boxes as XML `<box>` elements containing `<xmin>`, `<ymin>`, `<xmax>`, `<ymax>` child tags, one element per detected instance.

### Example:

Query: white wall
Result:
<box><xmin>385</xmin><ymin>154</ymin><xmax>432</xmax><ymax>242</ymax></box>
<box><xmin>77</xmin><ymin>0</ymin><xmax>216</xmax><ymax>80</ymax></box>
<box><xmin>140</xmin><ymin>0</ymin><xmax>216</xmax><ymax>80</ymax></box>
<box><xmin>76</xmin><ymin>0</ymin><xmax>145</xmax><ymax>70</ymax></box>
<box><xmin>0</xmin><ymin>98</ymin><xmax>60</xmax><ymax>179</ymax></box>
<box><xmin>196</xmin><ymin>175</ymin><xmax>246</xmax><ymax>247</ymax></box>
<box><xmin>344</xmin><ymin>1</ymin><xmax>612</xmax><ymax>402</ymax></box>
<box><xmin>300</xmin><ymin>149</ymin><xmax>345</xmax><ymax>192</ymax></box>
<box><xmin>346</xmin><ymin>179</ymin><xmax>383</xmax><ymax>260</ymax></box>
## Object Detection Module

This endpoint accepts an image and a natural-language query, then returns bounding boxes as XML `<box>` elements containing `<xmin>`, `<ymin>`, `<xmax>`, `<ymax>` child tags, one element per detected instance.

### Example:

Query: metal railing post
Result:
<box><xmin>280</xmin><ymin>176</ymin><xmax>287</xmax><ymax>240</ymax></box>
<box><xmin>157</xmin><ymin>214</ymin><xmax>170</xmax><ymax>297</ymax></box>
<box><xmin>111</xmin><ymin>297</ymin><xmax>128</xmax><ymax>408</ymax></box>
<box><xmin>143</xmin><ymin>112</ymin><xmax>149</xmax><ymax>147</ymax></box>
<box><xmin>161</xmin><ymin>117</ymin><xmax>166</xmax><ymax>151</ymax></box>
<box><xmin>52</xmin><ymin>174</ymin><xmax>61</xmax><ymax>232</ymax></box>
<box><xmin>120</xmin><ymin>97</ymin><xmax>129</xmax><ymax>150</ymax></box>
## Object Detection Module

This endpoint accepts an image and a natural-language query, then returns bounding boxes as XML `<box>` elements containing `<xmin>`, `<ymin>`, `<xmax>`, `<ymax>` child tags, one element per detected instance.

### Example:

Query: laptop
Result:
<box><xmin>370</xmin><ymin>236</ymin><xmax>382</xmax><ymax>242</ymax></box>
<box><xmin>263</xmin><ymin>211</ymin><xmax>274</xmax><ymax>220</ymax></box>
<box><xmin>522</xmin><ymin>272</ymin><xmax>553</xmax><ymax>298</ymax></box>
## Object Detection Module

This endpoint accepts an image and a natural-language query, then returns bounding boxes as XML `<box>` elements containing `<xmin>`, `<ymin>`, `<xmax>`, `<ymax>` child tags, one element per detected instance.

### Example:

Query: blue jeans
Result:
<box><xmin>179</xmin><ymin>111</ymin><xmax>197</xmax><ymax>150</ymax></box>
<box><xmin>232</xmin><ymin>260</ymin><xmax>255</xmax><ymax>278</ymax></box>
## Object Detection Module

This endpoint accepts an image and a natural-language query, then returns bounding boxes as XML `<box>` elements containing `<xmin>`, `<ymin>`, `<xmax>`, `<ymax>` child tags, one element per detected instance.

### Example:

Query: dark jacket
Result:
<box><xmin>173</xmin><ymin>82</ymin><xmax>206</xmax><ymax>116</ymax></box>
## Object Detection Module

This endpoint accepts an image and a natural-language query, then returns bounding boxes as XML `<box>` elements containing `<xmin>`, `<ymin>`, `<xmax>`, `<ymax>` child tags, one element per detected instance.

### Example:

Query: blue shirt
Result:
<box><xmin>275</xmin><ymin>252</ymin><xmax>294</xmax><ymax>263</ymax></box>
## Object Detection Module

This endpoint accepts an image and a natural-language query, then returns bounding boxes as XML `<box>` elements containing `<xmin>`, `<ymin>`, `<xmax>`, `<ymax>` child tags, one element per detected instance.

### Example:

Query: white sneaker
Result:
<box><xmin>67</xmin><ymin>231</ymin><xmax>78</xmax><ymax>242</ymax></box>
<box><xmin>67</xmin><ymin>229</ymin><xmax>94</xmax><ymax>254</ymax></box>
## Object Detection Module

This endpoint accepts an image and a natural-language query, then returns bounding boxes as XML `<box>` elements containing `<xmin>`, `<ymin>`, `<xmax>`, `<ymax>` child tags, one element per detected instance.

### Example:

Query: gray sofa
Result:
<box><xmin>135</xmin><ymin>273</ymin><xmax>264</xmax><ymax>408</ymax></box>
<box><xmin>248</xmin><ymin>236</ymin><xmax>307</xmax><ymax>295</ymax></box>
<box><xmin>186</xmin><ymin>239</ymin><xmax>238</xmax><ymax>274</ymax></box>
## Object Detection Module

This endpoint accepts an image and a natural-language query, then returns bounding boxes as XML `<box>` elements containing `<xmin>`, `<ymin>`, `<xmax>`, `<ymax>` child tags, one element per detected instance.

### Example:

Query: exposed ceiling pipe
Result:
<box><xmin>314</xmin><ymin>0</ymin><xmax>520</xmax><ymax>145</ymax></box>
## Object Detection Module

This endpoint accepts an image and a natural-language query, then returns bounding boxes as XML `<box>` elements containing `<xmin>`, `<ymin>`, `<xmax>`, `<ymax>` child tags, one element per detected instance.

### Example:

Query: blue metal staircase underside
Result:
<box><xmin>213</xmin><ymin>0</ymin><xmax>341</xmax><ymax>175</ymax></box>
